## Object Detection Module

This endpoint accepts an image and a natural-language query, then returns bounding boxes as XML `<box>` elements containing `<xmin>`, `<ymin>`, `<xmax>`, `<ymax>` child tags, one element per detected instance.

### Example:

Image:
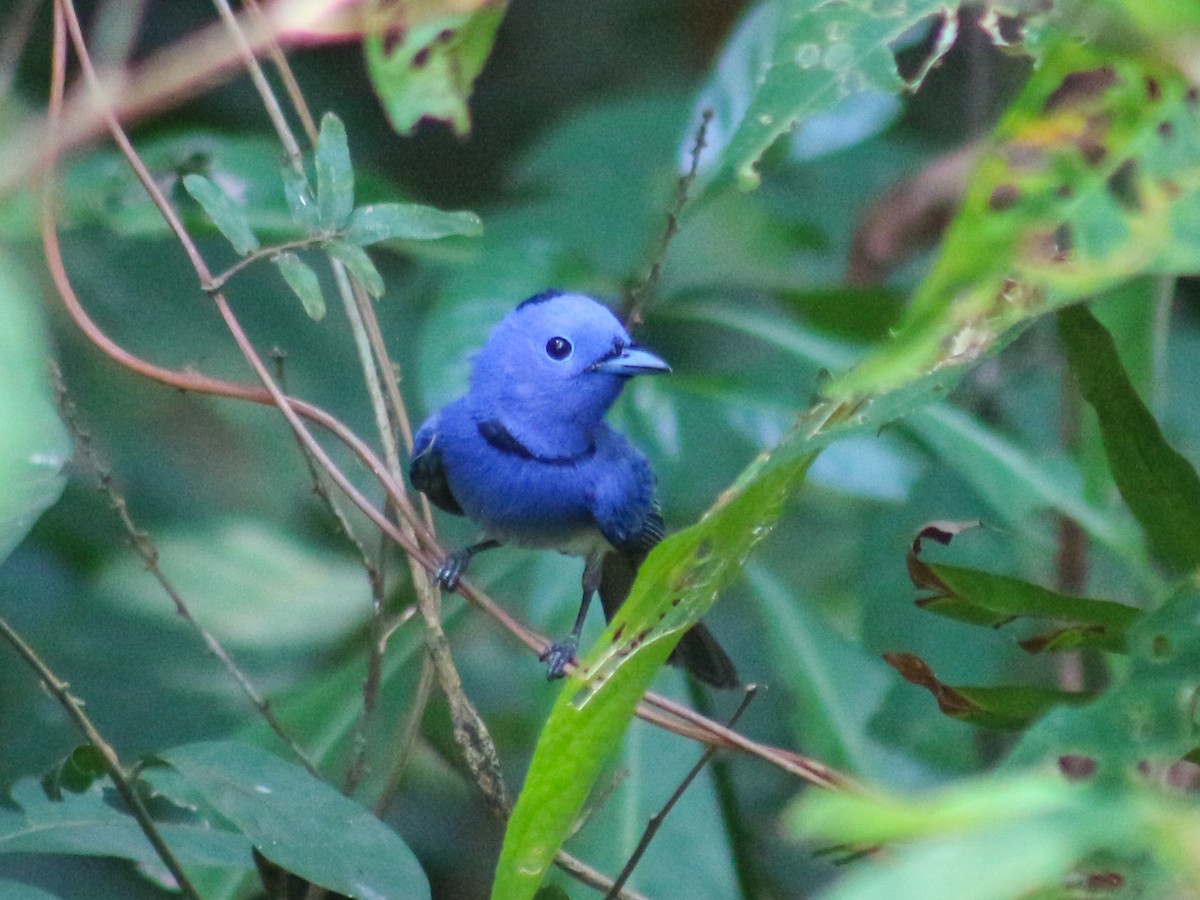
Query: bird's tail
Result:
<box><xmin>668</xmin><ymin>622</ymin><xmax>739</xmax><ymax>689</ymax></box>
<box><xmin>599</xmin><ymin>550</ymin><xmax>739</xmax><ymax>690</ymax></box>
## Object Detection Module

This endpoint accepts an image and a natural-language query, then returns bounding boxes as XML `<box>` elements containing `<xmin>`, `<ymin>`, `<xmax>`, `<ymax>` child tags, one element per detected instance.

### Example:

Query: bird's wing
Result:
<box><xmin>409</xmin><ymin>415</ymin><xmax>465</xmax><ymax>516</ymax></box>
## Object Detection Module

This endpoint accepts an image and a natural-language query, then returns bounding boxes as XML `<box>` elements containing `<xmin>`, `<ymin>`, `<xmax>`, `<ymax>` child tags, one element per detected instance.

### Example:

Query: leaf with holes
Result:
<box><xmin>365</xmin><ymin>2</ymin><xmax>508</xmax><ymax>136</ymax></box>
<box><xmin>907</xmin><ymin>521</ymin><xmax>1142</xmax><ymax>653</ymax></box>
<box><xmin>692</xmin><ymin>0</ymin><xmax>956</xmax><ymax>192</ymax></box>
<box><xmin>830</xmin><ymin>24</ymin><xmax>1200</xmax><ymax>401</ymax></box>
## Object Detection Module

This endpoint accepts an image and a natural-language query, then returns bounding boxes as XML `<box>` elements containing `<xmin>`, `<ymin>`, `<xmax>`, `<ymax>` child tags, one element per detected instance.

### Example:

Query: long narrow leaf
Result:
<box><xmin>493</xmin><ymin>445</ymin><xmax>816</xmax><ymax>899</ymax></box>
<box><xmin>1058</xmin><ymin>305</ymin><xmax>1200</xmax><ymax>574</ymax></box>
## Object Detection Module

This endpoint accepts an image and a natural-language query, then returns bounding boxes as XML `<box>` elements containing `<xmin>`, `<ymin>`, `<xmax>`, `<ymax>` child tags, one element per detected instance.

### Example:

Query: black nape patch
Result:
<box><xmin>516</xmin><ymin>289</ymin><xmax>566</xmax><ymax>311</ymax></box>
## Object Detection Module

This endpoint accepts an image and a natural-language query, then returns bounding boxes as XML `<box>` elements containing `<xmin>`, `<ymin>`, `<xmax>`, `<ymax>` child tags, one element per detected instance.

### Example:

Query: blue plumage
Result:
<box><xmin>411</xmin><ymin>291</ymin><xmax>736</xmax><ymax>687</ymax></box>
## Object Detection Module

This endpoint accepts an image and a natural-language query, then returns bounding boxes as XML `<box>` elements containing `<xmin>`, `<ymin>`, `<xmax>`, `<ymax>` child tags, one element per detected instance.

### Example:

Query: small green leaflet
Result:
<box><xmin>273</xmin><ymin>252</ymin><xmax>326</xmax><ymax>320</ymax></box>
<box><xmin>315</xmin><ymin>112</ymin><xmax>355</xmax><ymax>230</ymax></box>
<box><xmin>182</xmin><ymin>173</ymin><xmax>260</xmax><ymax>255</ymax></box>
<box><xmin>345</xmin><ymin>203</ymin><xmax>483</xmax><ymax>245</ymax></box>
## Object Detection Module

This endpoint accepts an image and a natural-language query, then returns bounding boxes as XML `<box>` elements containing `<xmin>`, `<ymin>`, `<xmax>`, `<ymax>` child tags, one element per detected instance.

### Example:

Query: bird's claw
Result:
<box><xmin>436</xmin><ymin>550</ymin><xmax>471</xmax><ymax>591</ymax></box>
<box><xmin>540</xmin><ymin>638</ymin><xmax>578</xmax><ymax>680</ymax></box>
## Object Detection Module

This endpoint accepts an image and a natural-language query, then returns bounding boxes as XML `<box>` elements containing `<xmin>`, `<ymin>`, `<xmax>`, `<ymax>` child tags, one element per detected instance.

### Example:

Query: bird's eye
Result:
<box><xmin>545</xmin><ymin>336</ymin><xmax>573</xmax><ymax>360</ymax></box>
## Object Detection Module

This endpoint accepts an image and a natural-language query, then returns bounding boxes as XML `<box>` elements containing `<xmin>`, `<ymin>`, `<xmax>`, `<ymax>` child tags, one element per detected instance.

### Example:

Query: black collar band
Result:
<box><xmin>477</xmin><ymin>419</ymin><xmax>595</xmax><ymax>465</ymax></box>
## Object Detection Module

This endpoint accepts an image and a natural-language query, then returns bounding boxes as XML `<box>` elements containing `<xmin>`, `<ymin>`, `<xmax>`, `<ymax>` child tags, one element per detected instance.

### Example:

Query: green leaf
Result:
<box><xmin>829</xmin><ymin>32</ymin><xmax>1200</xmax><ymax>401</ymax></box>
<box><xmin>787</xmin><ymin>772</ymin><xmax>1199</xmax><ymax>900</ymax></box>
<box><xmin>555</xmin><ymin>711</ymin><xmax>740</xmax><ymax>898</ymax></box>
<box><xmin>315</xmin><ymin>112</ymin><xmax>355</xmax><ymax>230</ymax></box>
<box><xmin>281</xmin><ymin>164</ymin><xmax>319</xmax><ymax>231</ymax></box>
<box><xmin>181</xmin><ymin>173</ymin><xmax>260</xmax><ymax>255</ymax></box>
<box><xmin>692</xmin><ymin>0</ymin><xmax>951</xmax><ymax>192</ymax></box>
<box><xmin>325</xmin><ymin>239</ymin><xmax>385</xmax><ymax>297</ymax></box>
<box><xmin>163</xmin><ymin>740</ymin><xmax>430</xmax><ymax>899</ymax></box>
<box><xmin>273</xmin><ymin>251</ymin><xmax>326</xmax><ymax>321</ymax></box>
<box><xmin>1008</xmin><ymin>585</ymin><xmax>1200</xmax><ymax>771</ymax></box>
<box><xmin>0</xmin><ymin>251</ymin><xmax>69</xmax><ymax>566</ymax></box>
<box><xmin>365</xmin><ymin>3</ymin><xmax>508</xmax><ymax>136</ymax></box>
<box><xmin>344</xmin><ymin>202</ymin><xmax>483</xmax><ymax>245</ymax></box>
<box><xmin>0</xmin><ymin>776</ymin><xmax>249</xmax><ymax>869</ymax></box>
<box><xmin>883</xmin><ymin>653</ymin><xmax>1092</xmax><ymax>730</ymax></box>
<box><xmin>1058</xmin><ymin>304</ymin><xmax>1200</xmax><ymax>574</ymax></box>
<box><xmin>493</xmin><ymin>444</ymin><xmax>816</xmax><ymax>899</ymax></box>
<box><xmin>907</xmin><ymin>521</ymin><xmax>1142</xmax><ymax>652</ymax></box>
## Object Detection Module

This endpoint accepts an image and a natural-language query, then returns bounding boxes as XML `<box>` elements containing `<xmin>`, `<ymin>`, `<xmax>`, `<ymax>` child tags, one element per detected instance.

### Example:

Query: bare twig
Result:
<box><xmin>0</xmin><ymin>607</ymin><xmax>200</xmax><ymax>897</ymax></box>
<box><xmin>2</xmin><ymin>0</ymin><xmax>347</xmax><ymax>198</ymax></box>
<box><xmin>51</xmin><ymin>364</ymin><xmax>320</xmax><ymax>777</ymax></box>
<box><xmin>606</xmin><ymin>686</ymin><xmax>758</xmax><ymax>899</ymax></box>
<box><xmin>620</xmin><ymin>108</ymin><xmax>712</xmax><ymax>328</ymax></box>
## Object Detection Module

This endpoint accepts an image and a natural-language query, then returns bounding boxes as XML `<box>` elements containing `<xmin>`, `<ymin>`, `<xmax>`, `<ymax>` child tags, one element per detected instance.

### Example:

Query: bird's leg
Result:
<box><xmin>436</xmin><ymin>538</ymin><xmax>500</xmax><ymax>591</ymax></box>
<box><xmin>541</xmin><ymin>558</ymin><xmax>602</xmax><ymax>680</ymax></box>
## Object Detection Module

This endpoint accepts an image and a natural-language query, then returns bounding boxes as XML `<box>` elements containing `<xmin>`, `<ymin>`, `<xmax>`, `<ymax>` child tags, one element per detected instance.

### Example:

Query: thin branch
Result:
<box><xmin>203</xmin><ymin>234</ymin><xmax>330</xmax><ymax>292</ymax></box>
<box><xmin>606</xmin><ymin>686</ymin><xmax>758</xmax><ymax>899</ymax></box>
<box><xmin>51</xmin><ymin>363</ymin><xmax>320</xmax><ymax>777</ymax></box>
<box><xmin>0</xmin><ymin>609</ymin><xmax>200</xmax><ymax>897</ymax></box>
<box><xmin>620</xmin><ymin>108</ymin><xmax>712</xmax><ymax>328</ymax></box>
<box><xmin>243</xmin><ymin>0</ymin><xmax>320</xmax><ymax>146</ymax></box>
<box><xmin>2</xmin><ymin>0</ymin><xmax>345</xmax><ymax>199</ymax></box>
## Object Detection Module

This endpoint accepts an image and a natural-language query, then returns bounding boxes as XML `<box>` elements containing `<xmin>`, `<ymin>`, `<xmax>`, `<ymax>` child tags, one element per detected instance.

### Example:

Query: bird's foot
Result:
<box><xmin>436</xmin><ymin>549</ymin><xmax>472</xmax><ymax>591</ymax></box>
<box><xmin>539</xmin><ymin>638</ymin><xmax>578</xmax><ymax>680</ymax></box>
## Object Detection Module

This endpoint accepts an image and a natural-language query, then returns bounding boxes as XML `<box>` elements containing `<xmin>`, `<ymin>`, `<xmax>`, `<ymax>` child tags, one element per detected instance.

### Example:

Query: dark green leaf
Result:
<box><xmin>181</xmin><ymin>173</ymin><xmax>260</xmax><ymax>255</ymax></box>
<box><xmin>272</xmin><ymin>252</ymin><xmax>326</xmax><ymax>321</ymax></box>
<box><xmin>315</xmin><ymin>113</ymin><xmax>355</xmax><ymax>230</ymax></box>
<box><xmin>365</xmin><ymin>4</ymin><xmax>508</xmax><ymax>136</ymax></box>
<box><xmin>325</xmin><ymin>240</ymin><xmax>385</xmax><ymax>297</ymax></box>
<box><xmin>0</xmin><ymin>777</ymin><xmax>249</xmax><ymax>868</ymax></box>
<box><xmin>1059</xmin><ymin>304</ymin><xmax>1200</xmax><ymax>573</ymax></box>
<box><xmin>344</xmin><ymin>202</ymin><xmax>482</xmax><ymax>245</ymax></box>
<box><xmin>0</xmin><ymin>879</ymin><xmax>66</xmax><ymax>900</ymax></box>
<box><xmin>163</xmin><ymin>740</ymin><xmax>430</xmax><ymax>900</ymax></box>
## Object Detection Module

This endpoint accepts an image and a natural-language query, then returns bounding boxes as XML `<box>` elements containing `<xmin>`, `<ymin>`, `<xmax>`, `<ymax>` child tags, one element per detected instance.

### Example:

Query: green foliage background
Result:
<box><xmin>2</xmin><ymin>0</ymin><xmax>1200</xmax><ymax>898</ymax></box>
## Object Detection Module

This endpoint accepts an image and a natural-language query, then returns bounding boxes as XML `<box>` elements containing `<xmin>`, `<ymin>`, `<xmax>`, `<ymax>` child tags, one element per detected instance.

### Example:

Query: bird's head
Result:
<box><xmin>467</xmin><ymin>292</ymin><xmax>669</xmax><ymax>456</ymax></box>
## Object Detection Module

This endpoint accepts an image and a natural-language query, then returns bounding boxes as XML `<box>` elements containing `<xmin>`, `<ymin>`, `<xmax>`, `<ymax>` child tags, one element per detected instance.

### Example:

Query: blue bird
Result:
<box><xmin>410</xmin><ymin>291</ymin><xmax>737</xmax><ymax>688</ymax></box>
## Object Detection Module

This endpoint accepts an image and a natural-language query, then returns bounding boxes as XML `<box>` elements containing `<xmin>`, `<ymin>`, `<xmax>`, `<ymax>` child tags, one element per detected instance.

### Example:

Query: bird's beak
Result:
<box><xmin>590</xmin><ymin>345</ymin><xmax>671</xmax><ymax>376</ymax></box>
